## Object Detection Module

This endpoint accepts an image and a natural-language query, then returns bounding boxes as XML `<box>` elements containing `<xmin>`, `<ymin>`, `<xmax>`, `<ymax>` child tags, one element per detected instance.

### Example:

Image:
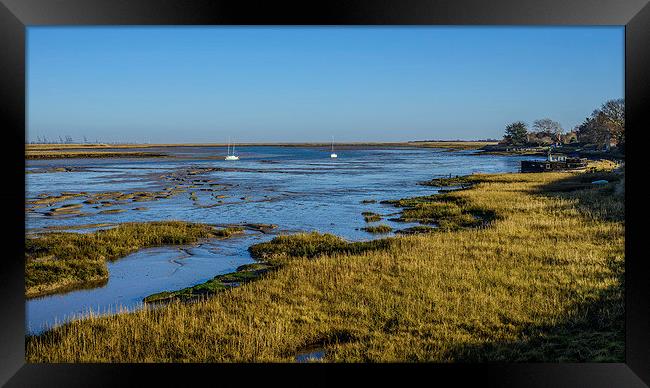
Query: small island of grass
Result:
<box><xmin>362</xmin><ymin>212</ymin><xmax>382</xmax><ymax>223</ymax></box>
<box><xmin>25</xmin><ymin>221</ymin><xmax>244</xmax><ymax>298</ymax></box>
<box><xmin>363</xmin><ymin>224</ymin><xmax>393</xmax><ymax>234</ymax></box>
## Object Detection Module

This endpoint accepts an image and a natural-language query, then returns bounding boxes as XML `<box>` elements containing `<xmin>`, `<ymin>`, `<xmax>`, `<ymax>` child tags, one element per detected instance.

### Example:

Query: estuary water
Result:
<box><xmin>25</xmin><ymin>146</ymin><xmax>532</xmax><ymax>334</ymax></box>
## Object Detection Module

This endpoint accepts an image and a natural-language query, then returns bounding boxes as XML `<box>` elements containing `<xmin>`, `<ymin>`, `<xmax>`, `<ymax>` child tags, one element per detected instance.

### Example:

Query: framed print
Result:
<box><xmin>1</xmin><ymin>0</ymin><xmax>648</xmax><ymax>386</ymax></box>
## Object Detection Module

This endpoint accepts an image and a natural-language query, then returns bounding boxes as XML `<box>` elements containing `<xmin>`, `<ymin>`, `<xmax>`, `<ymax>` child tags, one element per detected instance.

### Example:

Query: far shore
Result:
<box><xmin>25</xmin><ymin>141</ymin><xmax>497</xmax><ymax>160</ymax></box>
<box><xmin>26</xmin><ymin>141</ymin><xmax>497</xmax><ymax>151</ymax></box>
<box><xmin>26</xmin><ymin>150</ymin><xmax>167</xmax><ymax>160</ymax></box>
<box><xmin>25</xmin><ymin>141</ymin><xmax>625</xmax><ymax>162</ymax></box>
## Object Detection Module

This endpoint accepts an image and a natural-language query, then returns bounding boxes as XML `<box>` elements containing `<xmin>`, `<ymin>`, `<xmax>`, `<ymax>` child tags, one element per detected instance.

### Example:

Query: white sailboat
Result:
<box><xmin>225</xmin><ymin>139</ymin><xmax>239</xmax><ymax>160</ymax></box>
<box><xmin>330</xmin><ymin>139</ymin><xmax>337</xmax><ymax>158</ymax></box>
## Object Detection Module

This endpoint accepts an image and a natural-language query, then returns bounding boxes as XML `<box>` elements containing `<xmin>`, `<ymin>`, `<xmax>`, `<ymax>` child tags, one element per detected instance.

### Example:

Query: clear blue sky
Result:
<box><xmin>27</xmin><ymin>26</ymin><xmax>624</xmax><ymax>143</ymax></box>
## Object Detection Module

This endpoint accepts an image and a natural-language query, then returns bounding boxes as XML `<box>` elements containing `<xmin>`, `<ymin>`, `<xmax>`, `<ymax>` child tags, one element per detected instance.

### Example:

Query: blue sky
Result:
<box><xmin>27</xmin><ymin>27</ymin><xmax>624</xmax><ymax>143</ymax></box>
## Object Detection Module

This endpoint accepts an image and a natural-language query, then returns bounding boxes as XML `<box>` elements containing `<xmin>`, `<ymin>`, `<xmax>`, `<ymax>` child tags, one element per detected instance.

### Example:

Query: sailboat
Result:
<box><xmin>330</xmin><ymin>139</ymin><xmax>337</xmax><ymax>158</ymax></box>
<box><xmin>225</xmin><ymin>139</ymin><xmax>239</xmax><ymax>160</ymax></box>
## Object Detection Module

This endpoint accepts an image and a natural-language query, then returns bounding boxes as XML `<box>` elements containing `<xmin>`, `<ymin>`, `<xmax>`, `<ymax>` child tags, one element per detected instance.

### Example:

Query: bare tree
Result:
<box><xmin>533</xmin><ymin>118</ymin><xmax>563</xmax><ymax>145</ymax></box>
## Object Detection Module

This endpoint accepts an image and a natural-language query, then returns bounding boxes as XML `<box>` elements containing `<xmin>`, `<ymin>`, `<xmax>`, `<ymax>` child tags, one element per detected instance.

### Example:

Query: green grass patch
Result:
<box><xmin>395</xmin><ymin>225</ymin><xmax>437</xmax><ymax>234</ymax></box>
<box><xmin>248</xmin><ymin>232</ymin><xmax>393</xmax><ymax>262</ymax></box>
<box><xmin>384</xmin><ymin>190</ymin><xmax>496</xmax><ymax>231</ymax></box>
<box><xmin>363</xmin><ymin>224</ymin><xmax>393</xmax><ymax>234</ymax></box>
<box><xmin>420</xmin><ymin>175</ymin><xmax>475</xmax><ymax>187</ymax></box>
<box><xmin>25</xmin><ymin>222</ymin><xmax>243</xmax><ymax>298</ymax></box>
<box><xmin>144</xmin><ymin>263</ymin><xmax>274</xmax><ymax>303</ymax></box>
<box><xmin>362</xmin><ymin>212</ymin><xmax>382</xmax><ymax>222</ymax></box>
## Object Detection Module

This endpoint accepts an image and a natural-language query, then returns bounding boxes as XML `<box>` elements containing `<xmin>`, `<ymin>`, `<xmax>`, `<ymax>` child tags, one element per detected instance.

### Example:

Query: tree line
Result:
<box><xmin>501</xmin><ymin>98</ymin><xmax>624</xmax><ymax>153</ymax></box>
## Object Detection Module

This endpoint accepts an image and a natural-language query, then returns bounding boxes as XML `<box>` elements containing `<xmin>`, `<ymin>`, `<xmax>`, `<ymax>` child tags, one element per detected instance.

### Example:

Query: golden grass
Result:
<box><xmin>586</xmin><ymin>159</ymin><xmax>621</xmax><ymax>172</ymax></box>
<box><xmin>26</xmin><ymin>169</ymin><xmax>624</xmax><ymax>362</ymax></box>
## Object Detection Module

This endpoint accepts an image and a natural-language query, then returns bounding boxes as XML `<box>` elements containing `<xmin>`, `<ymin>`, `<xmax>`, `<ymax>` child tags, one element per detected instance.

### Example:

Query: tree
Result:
<box><xmin>575</xmin><ymin>113</ymin><xmax>609</xmax><ymax>149</ymax></box>
<box><xmin>503</xmin><ymin>121</ymin><xmax>528</xmax><ymax>146</ymax></box>
<box><xmin>599</xmin><ymin>98</ymin><xmax>624</xmax><ymax>145</ymax></box>
<box><xmin>533</xmin><ymin>118</ymin><xmax>563</xmax><ymax>144</ymax></box>
<box><xmin>575</xmin><ymin>98</ymin><xmax>625</xmax><ymax>151</ymax></box>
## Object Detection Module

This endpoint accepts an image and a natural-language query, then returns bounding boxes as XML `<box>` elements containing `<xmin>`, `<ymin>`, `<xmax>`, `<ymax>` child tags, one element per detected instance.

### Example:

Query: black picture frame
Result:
<box><xmin>1</xmin><ymin>1</ymin><xmax>648</xmax><ymax>386</ymax></box>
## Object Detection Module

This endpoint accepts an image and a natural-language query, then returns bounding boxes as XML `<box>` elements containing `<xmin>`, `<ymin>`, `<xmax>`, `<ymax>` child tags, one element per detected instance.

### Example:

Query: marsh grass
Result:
<box><xmin>363</xmin><ymin>225</ymin><xmax>393</xmax><ymax>234</ymax></box>
<box><xmin>248</xmin><ymin>232</ymin><xmax>393</xmax><ymax>263</ymax></box>
<box><xmin>383</xmin><ymin>190</ymin><xmax>496</xmax><ymax>231</ymax></box>
<box><xmin>143</xmin><ymin>263</ymin><xmax>275</xmax><ymax>303</ymax></box>
<box><xmin>396</xmin><ymin>225</ymin><xmax>437</xmax><ymax>235</ymax></box>
<box><xmin>420</xmin><ymin>175</ymin><xmax>475</xmax><ymax>187</ymax></box>
<box><xmin>362</xmin><ymin>212</ymin><xmax>382</xmax><ymax>223</ymax></box>
<box><xmin>143</xmin><ymin>232</ymin><xmax>392</xmax><ymax>303</ymax></box>
<box><xmin>26</xmin><ymin>169</ymin><xmax>624</xmax><ymax>362</ymax></box>
<box><xmin>25</xmin><ymin>222</ymin><xmax>243</xmax><ymax>298</ymax></box>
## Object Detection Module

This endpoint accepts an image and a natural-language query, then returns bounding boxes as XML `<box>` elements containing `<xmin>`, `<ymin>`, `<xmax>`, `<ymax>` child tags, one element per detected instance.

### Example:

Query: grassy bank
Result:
<box><xmin>27</xmin><ymin>168</ymin><xmax>624</xmax><ymax>362</ymax></box>
<box><xmin>143</xmin><ymin>263</ymin><xmax>275</xmax><ymax>303</ymax></box>
<box><xmin>25</xmin><ymin>222</ymin><xmax>243</xmax><ymax>298</ymax></box>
